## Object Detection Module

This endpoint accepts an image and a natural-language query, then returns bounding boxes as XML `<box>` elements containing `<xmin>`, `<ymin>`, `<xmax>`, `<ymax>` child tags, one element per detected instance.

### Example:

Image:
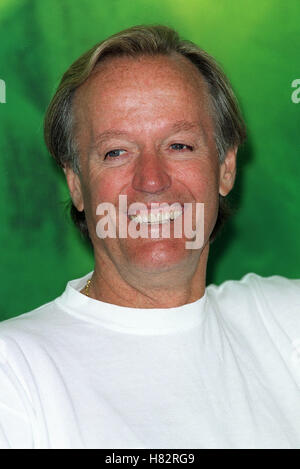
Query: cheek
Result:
<box><xmin>80</xmin><ymin>171</ymin><xmax>119</xmax><ymax>241</ymax></box>
<box><xmin>175</xmin><ymin>162</ymin><xmax>220</xmax><ymax>237</ymax></box>
<box><xmin>83</xmin><ymin>166</ymin><xmax>124</xmax><ymax>209</ymax></box>
<box><xmin>175</xmin><ymin>161</ymin><xmax>220</xmax><ymax>202</ymax></box>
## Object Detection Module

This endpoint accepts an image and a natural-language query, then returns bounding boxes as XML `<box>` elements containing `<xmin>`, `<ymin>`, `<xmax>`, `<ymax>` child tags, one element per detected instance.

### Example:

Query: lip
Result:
<box><xmin>126</xmin><ymin>202</ymin><xmax>184</xmax><ymax>217</ymax></box>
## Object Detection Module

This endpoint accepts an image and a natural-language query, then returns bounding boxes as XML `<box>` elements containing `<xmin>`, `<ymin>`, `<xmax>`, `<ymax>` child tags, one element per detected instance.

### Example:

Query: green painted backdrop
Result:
<box><xmin>0</xmin><ymin>0</ymin><xmax>299</xmax><ymax>320</ymax></box>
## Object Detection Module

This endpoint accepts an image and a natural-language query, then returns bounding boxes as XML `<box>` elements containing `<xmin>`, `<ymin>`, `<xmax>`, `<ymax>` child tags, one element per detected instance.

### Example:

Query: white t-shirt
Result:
<box><xmin>0</xmin><ymin>272</ymin><xmax>299</xmax><ymax>449</ymax></box>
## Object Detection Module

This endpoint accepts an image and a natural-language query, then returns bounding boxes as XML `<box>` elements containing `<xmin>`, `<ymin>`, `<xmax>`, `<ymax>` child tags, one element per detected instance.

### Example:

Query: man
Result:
<box><xmin>0</xmin><ymin>25</ymin><xmax>299</xmax><ymax>449</ymax></box>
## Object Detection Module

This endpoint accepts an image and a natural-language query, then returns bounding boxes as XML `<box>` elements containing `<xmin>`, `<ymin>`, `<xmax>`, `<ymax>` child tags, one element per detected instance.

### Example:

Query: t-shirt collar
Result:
<box><xmin>55</xmin><ymin>271</ymin><xmax>208</xmax><ymax>334</ymax></box>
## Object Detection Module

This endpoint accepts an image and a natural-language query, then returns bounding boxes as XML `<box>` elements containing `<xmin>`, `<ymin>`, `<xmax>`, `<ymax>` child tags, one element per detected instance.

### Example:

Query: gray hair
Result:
<box><xmin>44</xmin><ymin>24</ymin><xmax>246</xmax><ymax>241</ymax></box>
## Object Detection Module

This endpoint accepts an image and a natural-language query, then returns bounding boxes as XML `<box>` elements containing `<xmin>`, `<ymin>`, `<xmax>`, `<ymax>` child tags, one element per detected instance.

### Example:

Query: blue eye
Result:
<box><xmin>104</xmin><ymin>149</ymin><xmax>126</xmax><ymax>159</ymax></box>
<box><xmin>170</xmin><ymin>143</ymin><xmax>193</xmax><ymax>151</ymax></box>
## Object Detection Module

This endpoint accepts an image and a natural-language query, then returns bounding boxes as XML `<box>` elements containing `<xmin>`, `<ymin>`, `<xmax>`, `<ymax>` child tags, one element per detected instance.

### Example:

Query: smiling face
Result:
<box><xmin>65</xmin><ymin>53</ymin><xmax>236</xmax><ymax>294</ymax></box>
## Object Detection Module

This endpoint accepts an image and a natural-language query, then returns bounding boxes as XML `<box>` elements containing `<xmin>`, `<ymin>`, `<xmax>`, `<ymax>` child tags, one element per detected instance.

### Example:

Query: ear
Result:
<box><xmin>63</xmin><ymin>166</ymin><xmax>84</xmax><ymax>212</ymax></box>
<box><xmin>219</xmin><ymin>147</ymin><xmax>238</xmax><ymax>197</ymax></box>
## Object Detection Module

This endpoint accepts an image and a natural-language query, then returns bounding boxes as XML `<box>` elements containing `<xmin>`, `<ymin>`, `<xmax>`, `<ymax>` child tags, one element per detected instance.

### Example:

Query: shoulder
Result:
<box><xmin>0</xmin><ymin>295</ymin><xmax>74</xmax><ymax>357</ymax></box>
<box><xmin>208</xmin><ymin>271</ymin><xmax>300</xmax><ymax>303</ymax></box>
<box><xmin>0</xmin><ymin>272</ymin><xmax>91</xmax><ymax>343</ymax></box>
<box><xmin>207</xmin><ymin>272</ymin><xmax>300</xmax><ymax>350</ymax></box>
<box><xmin>247</xmin><ymin>272</ymin><xmax>300</xmax><ymax>313</ymax></box>
<box><xmin>207</xmin><ymin>271</ymin><xmax>300</xmax><ymax>305</ymax></box>
<box><xmin>0</xmin><ymin>271</ymin><xmax>90</xmax><ymax>363</ymax></box>
<box><xmin>246</xmin><ymin>273</ymin><xmax>300</xmax><ymax>342</ymax></box>
<box><xmin>0</xmin><ymin>299</ymin><xmax>61</xmax><ymax>336</ymax></box>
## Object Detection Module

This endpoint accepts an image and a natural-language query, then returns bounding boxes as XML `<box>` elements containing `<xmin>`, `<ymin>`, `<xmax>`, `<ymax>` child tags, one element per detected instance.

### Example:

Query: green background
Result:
<box><xmin>0</xmin><ymin>0</ymin><xmax>299</xmax><ymax>320</ymax></box>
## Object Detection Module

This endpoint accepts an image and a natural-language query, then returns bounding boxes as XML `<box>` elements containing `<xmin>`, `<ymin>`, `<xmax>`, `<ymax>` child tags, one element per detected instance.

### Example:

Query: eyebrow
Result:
<box><xmin>91</xmin><ymin>120</ymin><xmax>206</xmax><ymax>149</ymax></box>
<box><xmin>169</xmin><ymin>120</ymin><xmax>202</xmax><ymax>134</ymax></box>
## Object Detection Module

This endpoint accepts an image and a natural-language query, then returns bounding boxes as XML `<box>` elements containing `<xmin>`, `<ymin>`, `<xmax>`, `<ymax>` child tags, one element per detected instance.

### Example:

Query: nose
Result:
<box><xmin>132</xmin><ymin>148</ymin><xmax>171</xmax><ymax>194</ymax></box>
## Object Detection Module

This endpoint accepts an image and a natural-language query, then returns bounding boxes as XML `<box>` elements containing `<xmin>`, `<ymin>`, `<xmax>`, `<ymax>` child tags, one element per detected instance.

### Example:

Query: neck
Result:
<box><xmin>83</xmin><ymin>243</ymin><xmax>209</xmax><ymax>309</ymax></box>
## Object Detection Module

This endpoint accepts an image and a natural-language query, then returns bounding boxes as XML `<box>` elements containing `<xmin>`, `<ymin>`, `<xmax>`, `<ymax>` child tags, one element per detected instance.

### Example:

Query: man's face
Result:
<box><xmin>66</xmin><ymin>54</ymin><xmax>236</xmax><ymax>283</ymax></box>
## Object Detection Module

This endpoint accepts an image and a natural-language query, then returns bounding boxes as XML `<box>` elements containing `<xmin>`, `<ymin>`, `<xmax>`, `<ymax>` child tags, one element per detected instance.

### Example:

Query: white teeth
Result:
<box><xmin>129</xmin><ymin>209</ymin><xmax>182</xmax><ymax>224</ymax></box>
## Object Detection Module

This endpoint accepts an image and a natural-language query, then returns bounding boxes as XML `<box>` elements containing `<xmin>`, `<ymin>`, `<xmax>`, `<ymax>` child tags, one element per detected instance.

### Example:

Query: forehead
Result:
<box><xmin>73</xmin><ymin>53</ymin><xmax>213</xmax><ymax>140</ymax></box>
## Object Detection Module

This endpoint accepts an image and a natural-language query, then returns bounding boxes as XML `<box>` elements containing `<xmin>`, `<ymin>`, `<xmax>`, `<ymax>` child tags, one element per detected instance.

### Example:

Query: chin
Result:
<box><xmin>126</xmin><ymin>238</ymin><xmax>191</xmax><ymax>273</ymax></box>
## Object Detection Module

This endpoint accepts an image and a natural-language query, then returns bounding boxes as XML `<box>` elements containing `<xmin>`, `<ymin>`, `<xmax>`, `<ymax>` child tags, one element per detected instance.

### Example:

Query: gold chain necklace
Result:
<box><xmin>82</xmin><ymin>278</ymin><xmax>92</xmax><ymax>297</ymax></box>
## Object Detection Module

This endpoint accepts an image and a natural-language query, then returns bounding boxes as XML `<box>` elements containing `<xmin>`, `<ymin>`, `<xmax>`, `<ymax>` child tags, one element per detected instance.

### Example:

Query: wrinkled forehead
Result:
<box><xmin>72</xmin><ymin>53</ymin><xmax>214</xmax><ymax>148</ymax></box>
<box><xmin>74</xmin><ymin>53</ymin><xmax>212</xmax><ymax>113</ymax></box>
